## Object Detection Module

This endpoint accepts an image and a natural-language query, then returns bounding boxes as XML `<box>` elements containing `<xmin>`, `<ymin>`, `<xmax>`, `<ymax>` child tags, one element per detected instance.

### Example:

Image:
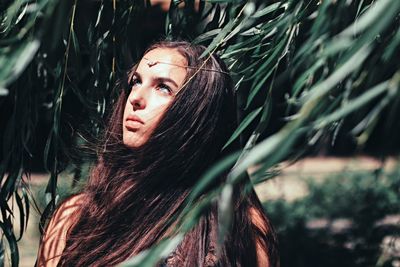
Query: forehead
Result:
<box><xmin>136</xmin><ymin>48</ymin><xmax>188</xmax><ymax>79</ymax></box>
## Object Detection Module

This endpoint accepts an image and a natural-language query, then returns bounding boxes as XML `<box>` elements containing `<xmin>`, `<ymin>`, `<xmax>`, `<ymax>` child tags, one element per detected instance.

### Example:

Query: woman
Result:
<box><xmin>37</xmin><ymin>40</ymin><xmax>279</xmax><ymax>266</ymax></box>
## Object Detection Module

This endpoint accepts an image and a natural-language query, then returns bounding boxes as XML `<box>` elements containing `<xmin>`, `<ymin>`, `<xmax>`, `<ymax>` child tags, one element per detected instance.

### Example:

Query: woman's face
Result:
<box><xmin>123</xmin><ymin>48</ymin><xmax>187</xmax><ymax>148</ymax></box>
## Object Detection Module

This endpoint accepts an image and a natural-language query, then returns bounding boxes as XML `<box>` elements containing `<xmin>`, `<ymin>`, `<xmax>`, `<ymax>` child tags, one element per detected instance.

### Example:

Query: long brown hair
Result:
<box><xmin>57</xmin><ymin>40</ymin><xmax>279</xmax><ymax>266</ymax></box>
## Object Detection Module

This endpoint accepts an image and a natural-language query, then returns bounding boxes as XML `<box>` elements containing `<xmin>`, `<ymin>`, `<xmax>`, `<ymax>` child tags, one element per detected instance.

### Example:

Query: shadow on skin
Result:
<box><xmin>37</xmin><ymin>195</ymin><xmax>83</xmax><ymax>267</ymax></box>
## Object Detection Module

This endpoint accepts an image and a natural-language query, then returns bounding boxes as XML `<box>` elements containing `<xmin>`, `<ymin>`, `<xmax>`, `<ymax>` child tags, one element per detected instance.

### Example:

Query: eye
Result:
<box><xmin>129</xmin><ymin>76</ymin><xmax>141</xmax><ymax>88</ymax></box>
<box><xmin>158</xmin><ymin>83</ymin><xmax>172</xmax><ymax>95</ymax></box>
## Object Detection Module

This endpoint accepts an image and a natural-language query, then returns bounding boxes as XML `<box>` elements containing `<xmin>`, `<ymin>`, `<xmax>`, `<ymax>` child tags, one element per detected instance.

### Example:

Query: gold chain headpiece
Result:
<box><xmin>142</xmin><ymin>57</ymin><xmax>230</xmax><ymax>75</ymax></box>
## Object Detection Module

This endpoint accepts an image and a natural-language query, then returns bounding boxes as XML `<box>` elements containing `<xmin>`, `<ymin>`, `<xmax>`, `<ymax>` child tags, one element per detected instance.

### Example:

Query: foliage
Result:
<box><xmin>265</xmin><ymin>164</ymin><xmax>400</xmax><ymax>267</ymax></box>
<box><xmin>0</xmin><ymin>0</ymin><xmax>399</xmax><ymax>266</ymax></box>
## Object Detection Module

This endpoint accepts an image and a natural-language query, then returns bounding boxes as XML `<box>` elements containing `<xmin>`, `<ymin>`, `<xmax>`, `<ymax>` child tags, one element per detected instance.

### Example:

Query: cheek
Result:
<box><xmin>148</xmin><ymin>98</ymin><xmax>173</xmax><ymax>120</ymax></box>
<box><xmin>147</xmin><ymin>105</ymin><xmax>169</xmax><ymax>128</ymax></box>
<box><xmin>123</xmin><ymin>101</ymin><xmax>130</xmax><ymax>119</ymax></box>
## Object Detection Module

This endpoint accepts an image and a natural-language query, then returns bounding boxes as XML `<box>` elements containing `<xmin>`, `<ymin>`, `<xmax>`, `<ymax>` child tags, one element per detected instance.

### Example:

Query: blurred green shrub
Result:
<box><xmin>264</xmin><ymin>164</ymin><xmax>400</xmax><ymax>267</ymax></box>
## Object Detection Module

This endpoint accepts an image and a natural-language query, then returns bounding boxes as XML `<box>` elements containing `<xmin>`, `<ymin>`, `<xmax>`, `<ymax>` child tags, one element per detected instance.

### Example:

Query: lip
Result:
<box><xmin>125</xmin><ymin>114</ymin><xmax>144</xmax><ymax>130</ymax></box>
<box><xmin>126</xmin><ymin>114</ymin><xmax>144</xmax><ymax>124</ymax></box>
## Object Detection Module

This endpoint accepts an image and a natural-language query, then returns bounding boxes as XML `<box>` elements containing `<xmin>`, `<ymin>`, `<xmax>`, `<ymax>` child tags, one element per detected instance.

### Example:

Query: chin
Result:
<box><xmin>123</xmin><ymin>135</ymin><xmax>145</xmax><ymax>149</ymax></box>
<box><xmin>123</xmin><ymin>139</ymin><xmax>140</xmax><ymax>149</ymax></box>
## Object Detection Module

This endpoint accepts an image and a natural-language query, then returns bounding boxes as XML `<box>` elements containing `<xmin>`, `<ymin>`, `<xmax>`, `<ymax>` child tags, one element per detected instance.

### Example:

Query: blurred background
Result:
<box><xmin>1</xmin><ymin>0</ymin><xmax>400</xmax><ymax>266</ymax></box>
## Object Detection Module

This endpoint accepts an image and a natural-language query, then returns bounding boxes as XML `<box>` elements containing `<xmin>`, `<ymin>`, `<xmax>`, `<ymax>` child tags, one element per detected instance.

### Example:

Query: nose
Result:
<box><xmin>128</xmin><ymin>87</ymin><xmax>147</xmax><ymax>111</ymax></box>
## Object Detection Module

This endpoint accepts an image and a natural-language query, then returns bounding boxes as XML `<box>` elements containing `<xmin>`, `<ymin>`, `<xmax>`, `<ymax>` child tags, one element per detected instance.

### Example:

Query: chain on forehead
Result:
<box><xmin>142</xmin><ymin>57</ymin><xmax>230</xmax><ymax>75</ymax></box>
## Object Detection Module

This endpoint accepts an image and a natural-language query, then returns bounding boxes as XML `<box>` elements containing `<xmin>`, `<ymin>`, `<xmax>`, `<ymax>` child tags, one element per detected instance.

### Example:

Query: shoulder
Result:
<box><xmin>45</xmin><ymin>193</ymin><xmax>85</xmax><ymax>236</ymax></box>
<box><xmin>48</xmin><ymin>194</ymin><xmax>85</xmax><ymax>224</ymax></box>
<box><xmin>37</xmin><ymin>193</ymin><xmax>85</xmax><ymax>267</ymax></box>
<box><xmin>249</xmin><ymin>207</ymin><xmax>273</xmax><ymax>267</ymax></box>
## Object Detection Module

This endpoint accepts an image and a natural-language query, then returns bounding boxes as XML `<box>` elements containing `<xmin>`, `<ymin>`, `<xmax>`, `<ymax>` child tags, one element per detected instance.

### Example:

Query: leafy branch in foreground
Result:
<box><xmin>121</xmin><ymin>0</ymin><xmax>400</xmax><ymax>265</ymax></box>
<box><xmin>0</xmin><ymin>0</ymin><xmax>399</xmax><ymax>266</ymax></box>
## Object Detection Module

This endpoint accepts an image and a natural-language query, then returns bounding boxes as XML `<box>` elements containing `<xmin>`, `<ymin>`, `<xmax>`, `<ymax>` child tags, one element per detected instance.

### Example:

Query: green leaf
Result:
<box><xmin>15</xmin><ymin>192</ymin><xmax>25</xmax><ymax>241</ymax></box>
<box><xmin>0</xmin><ymin>221</ymin><xmax>19</xmax><ymax>266</ymax></box>
<box><xmin>193</xmin><ymin>29</ymin><xmax>221</xmax><ymax>44</ymax></box>
<box><xmin>200</xmin><ymin>19</ymin><xmax>236</xmax><ymax>58</ymax></box>
<box><xmin>11</xmin><ymin>40</ymin><xmax>40</xmax><ymax>83</ymax></box>
<box><xmin>301</xmin><ymin>45</ymin><xmax>371</xmax><ymax>104</ymax></box>
<box><xmin>251</xmin><ymin>2</ymin><xmax>285</xmax><ymax>18</ymax></box>
<box><xmin>339</xmin><ymin>0</ymin><xmax>394</xmax><ymax>37</ymax></box>
<box><xmin>119</xmin><ymin>234</ymin><xmax>184</xmax><ymax>267</ymax></box>
<box><xmin>71</xmin><ymin>29</ymin><xmax>80</xmax><ymax>55</ymax></box>
<box><xmin>223</xmin><ymin>106</ymin><xmax>262</xmax><ymax>150</ymax></box>
<box><xmin>185</xmin><ymin>152</ymin><xmax>240</xmax><ymax>209</ymax></box>
<box><xmin>314</xmin><ymin>80</ymin><xmax>392</xmax><ymax>129</ymax></box>
<box><xmin>217</xmin><ymin>183</ymin><xmax>233</xmax><ymax>248</ymax></box>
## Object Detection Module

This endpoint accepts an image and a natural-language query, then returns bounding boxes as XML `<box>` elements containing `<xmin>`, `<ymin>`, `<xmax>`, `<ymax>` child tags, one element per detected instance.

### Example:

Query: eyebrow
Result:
<box><xmin>132</xmin><ymin>71</ymin><xmax>179</xmax><ymax>89</ymax></box>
